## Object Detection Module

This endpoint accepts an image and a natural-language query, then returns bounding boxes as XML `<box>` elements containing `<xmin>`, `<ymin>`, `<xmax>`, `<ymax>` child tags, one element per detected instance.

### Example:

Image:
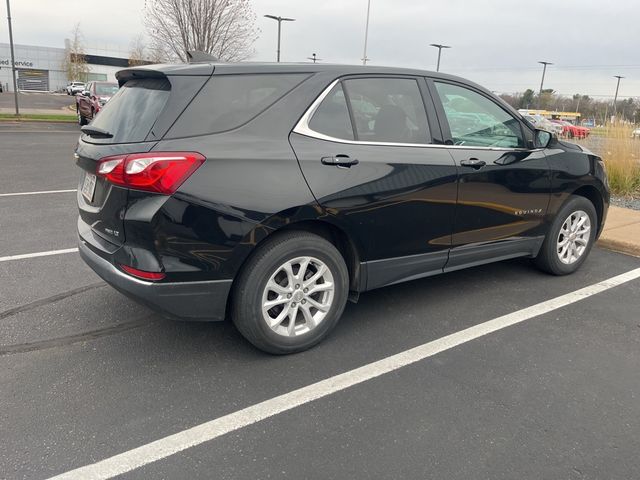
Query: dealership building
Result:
<box><xmin>0</xmin><ymin>42</ymin><xmax>131</xmax><ymax>92</ymax></box>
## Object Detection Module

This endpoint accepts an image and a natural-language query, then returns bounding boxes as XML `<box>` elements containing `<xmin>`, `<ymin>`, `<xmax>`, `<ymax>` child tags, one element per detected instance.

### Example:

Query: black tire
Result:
<box><xmin>534</xmin><ymin>195</ymin><xmax>597</xmax><ymax>275</ymax></box>
<box><xmin>232</xmin><ymin>231</ymin><xmax>349</xmax><ymax>354</ymax></box>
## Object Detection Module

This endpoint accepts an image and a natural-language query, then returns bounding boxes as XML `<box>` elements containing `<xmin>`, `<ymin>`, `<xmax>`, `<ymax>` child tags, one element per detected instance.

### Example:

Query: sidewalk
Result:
<box><xmin>598</xmin><ymin>206</ymin><xmax>640</xmax><ymax>257</ymax></box>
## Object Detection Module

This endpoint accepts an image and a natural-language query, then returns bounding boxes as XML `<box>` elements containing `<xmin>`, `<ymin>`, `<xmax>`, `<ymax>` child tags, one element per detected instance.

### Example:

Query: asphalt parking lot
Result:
<box><xmin>1</xmin><ymin>123</ymin><xmax>640</xmax><ymax>480</ymax></box>
<box><xmin>0</xmin><ymin>92</ymin><xmax>74</xmax><ymax>112</ymax></box>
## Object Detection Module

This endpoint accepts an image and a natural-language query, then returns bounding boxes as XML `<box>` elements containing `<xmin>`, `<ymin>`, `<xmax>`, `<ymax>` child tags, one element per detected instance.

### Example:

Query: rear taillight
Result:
<box><xmin>119</xmin><ymin>264</ymin><xmax>166</xmax><ymax>281</ymax></box>
<box><xmin>97</xmin><ymin>152</ymin><xmax>205</xmax><ymax>194</ymax></box>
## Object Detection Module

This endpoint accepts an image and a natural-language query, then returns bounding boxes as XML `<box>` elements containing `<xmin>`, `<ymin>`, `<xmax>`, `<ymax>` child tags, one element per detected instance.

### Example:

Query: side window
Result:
<box><xmin>168</xmin><ymin>74</ymin><xmax>309</xmax><ymax>138</ymax></box>
<box><xmin>434</xmin><ymin>82</ymin><xmax>524</xmax><ymax>148</ymax></box>
<box><xmin>343</xmin><ymin>77</ymin><xmax>430</xmax><ymax>144</ymax></box>
<box><xmin>308</xmin><ymin>83</ymin><xmax>354</xmax><ymax>141</ymax></box>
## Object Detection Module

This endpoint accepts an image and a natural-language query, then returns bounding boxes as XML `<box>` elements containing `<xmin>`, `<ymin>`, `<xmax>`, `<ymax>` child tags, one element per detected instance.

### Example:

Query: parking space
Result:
<box><xmin>0</xmin><ymin>193</ymin><xmax>78</xmax><ymax>257</ymax></box>
<box><xmin>0</xmin><ymin>124</ymin><xmax>79</xmax><ymax>193</ymax></box>
<box><xmin>1</xmin><ymin>125</ymin><xmax>640</xmax><ymax>479</ymax></box>
<box><xmin>128</xmin><ymin>280</ymin><xmax>640</xmax><ymax>480</ymax></box>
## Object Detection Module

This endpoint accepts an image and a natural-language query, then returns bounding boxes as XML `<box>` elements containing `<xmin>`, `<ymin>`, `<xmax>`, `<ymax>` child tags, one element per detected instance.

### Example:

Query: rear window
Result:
<box><xmin>167</xmin><ymin>74</ymin><xmax>309</xmax><ymax>138</ymax></box>
<box><xmin>86</xmin><ymin>78</ymin><xmax>170</xmax><ymax>144</ymax></box>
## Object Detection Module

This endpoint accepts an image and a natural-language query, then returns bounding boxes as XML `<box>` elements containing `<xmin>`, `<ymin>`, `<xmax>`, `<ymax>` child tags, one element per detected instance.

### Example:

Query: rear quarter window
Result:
<box><xmin>166</xmin><ymin>73</ymin><xmax>309</xmax><ymax>138</ymax></box>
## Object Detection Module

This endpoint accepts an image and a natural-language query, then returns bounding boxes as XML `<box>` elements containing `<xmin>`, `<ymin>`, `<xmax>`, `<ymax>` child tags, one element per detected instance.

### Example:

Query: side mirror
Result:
<box><xmin>534</xmin><ymin>128</ymin><xmax>554</xmax><ymax>149</ymax></box>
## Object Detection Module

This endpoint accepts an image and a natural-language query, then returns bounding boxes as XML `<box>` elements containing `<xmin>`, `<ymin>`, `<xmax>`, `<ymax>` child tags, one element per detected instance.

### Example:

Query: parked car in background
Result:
<box><xmin>572</xmin><ymin>124</ymin><xmax>590</xmax><ymax>139</ymax></box>
<box><xmin>76</xmin><ymin>81</ymin><xmax>119</xmax><ymax>126</ymax></box>
<box><xmin>66</xmin><ymin>81</ymin><xmax>85</xmax><ymax>95</ymax></box>
<box><xmin>522</xmin><ymin>114</ymin><xmax>539</xmax><ymax>126</ymax></box>
<box><xmin>76</xmin><ymin>63</ymin><xmax>609</xmax><ymax>354</ymax></box>
<box><xmin>550</xmin><ymin>119</ymin><xmax>571</xmax><ymax>137</ymax></box>
<box><xmin>550</xmin><ymin>119</ymin><xmax>590</xmax><ymax>139</ymax></box>
<box><xmin>523</xmin><ymin>114</ymin><xmax>562</xmax><ymax>136</ymax></box>
<box><xmin>632</xmin><ymin>127</ymin><xmax>640</xmax><ymax>139</ymax></box>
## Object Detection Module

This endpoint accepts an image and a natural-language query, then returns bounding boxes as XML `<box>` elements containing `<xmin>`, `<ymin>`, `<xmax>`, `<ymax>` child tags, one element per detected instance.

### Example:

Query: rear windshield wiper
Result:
<box><xmin>81</xmin><ymin>125</ymin><xmax>114</xmax><ymax>138</ymax></box>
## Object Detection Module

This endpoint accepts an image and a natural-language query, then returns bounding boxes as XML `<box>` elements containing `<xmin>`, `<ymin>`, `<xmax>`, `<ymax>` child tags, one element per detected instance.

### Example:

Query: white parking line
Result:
<box><xmin>47</xmin><ymin>267</ymin><xmax>640</xmax><ymax>480</ymax></box>
<box><xmin>0</xmin><ymin>189</ymin><xmax>76</xmax><ymax>198</ymax></box>
<box><xmin>0</xmin><ymin>248</ymin><xmax>78</xmax><ymax>263</ymax></box>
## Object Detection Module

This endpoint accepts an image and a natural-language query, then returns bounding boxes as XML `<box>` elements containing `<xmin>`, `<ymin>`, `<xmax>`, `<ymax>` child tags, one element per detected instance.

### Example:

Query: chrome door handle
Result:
<box><xmin>321</xmin><ymin>155</ymin><xmax>359</xmax><ymax>168</ymax></box>
<box><xmin>460</xmin><ymin>158</ymin><xmax>486</xmax><ymax>169</ymax></box>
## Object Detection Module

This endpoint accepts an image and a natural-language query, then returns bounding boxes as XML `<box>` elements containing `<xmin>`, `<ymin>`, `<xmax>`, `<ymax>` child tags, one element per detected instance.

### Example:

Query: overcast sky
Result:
<box><xmin>4</xmin><ymin>0</ymin><xmax>639</xmax><ymax>98</ymax></box>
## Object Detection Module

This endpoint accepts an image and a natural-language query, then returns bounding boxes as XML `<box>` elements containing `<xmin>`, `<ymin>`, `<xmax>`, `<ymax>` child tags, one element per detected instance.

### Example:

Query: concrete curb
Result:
<box><xmin>597</xmin><ymin>238</ymin><xmax>640</xmax><ymax>258</ymax></box>
<box><xmin>597</xmin><ymin>205</ymin><xmax>640</xmax><ymax>258</ymax></box>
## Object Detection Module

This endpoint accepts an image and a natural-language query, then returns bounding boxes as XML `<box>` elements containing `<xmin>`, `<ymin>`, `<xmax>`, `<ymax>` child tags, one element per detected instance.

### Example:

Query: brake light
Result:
<box><xmin>96</xmin><ymin>152</ymin><xmax>205</xmax><ymax>194</ymax></box>
<box><xmin>119</xmin><ymin>264</ymin><xmax>166</xmax><ymax>281</ymax></box>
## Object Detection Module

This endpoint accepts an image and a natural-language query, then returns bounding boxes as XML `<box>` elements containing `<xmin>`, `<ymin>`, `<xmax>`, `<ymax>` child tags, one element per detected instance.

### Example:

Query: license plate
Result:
<box><xmin>81</xmin><ymin>172</ymin><xmax>97</xmax><ymax>202</ymax></box>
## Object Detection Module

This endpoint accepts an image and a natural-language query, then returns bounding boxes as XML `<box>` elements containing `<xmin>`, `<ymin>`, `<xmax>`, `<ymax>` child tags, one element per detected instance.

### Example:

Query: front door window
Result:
<box><xmin>434</xmin><ymin>82</ymin><xmax>524</xmax><ymax>148</ymax></box>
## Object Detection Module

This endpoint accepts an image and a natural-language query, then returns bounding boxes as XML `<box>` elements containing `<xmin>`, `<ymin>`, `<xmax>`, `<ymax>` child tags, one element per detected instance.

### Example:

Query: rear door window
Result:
<box><xmin>167</xmin><ymin>74</ymin><xmax>309</xmax><ymax>138</ymax></box>
<box><xmin>307</xmin><ymin>77</ymin><xmax>431</xmax><ymax>144</ymax></box>
<box><xmin>343</xmin><ymin>78</ymin><xmax>430</xmax><ymax>144</ymax></box>
<box><xmin>85</xmin><ymin>78</ymin><xmax>170</xmax><ymax>144</ymax></box>
<box><xmin>307</xmin><ymin>83</ymin><xmax>354</xmax><ymax>141</ymax></box>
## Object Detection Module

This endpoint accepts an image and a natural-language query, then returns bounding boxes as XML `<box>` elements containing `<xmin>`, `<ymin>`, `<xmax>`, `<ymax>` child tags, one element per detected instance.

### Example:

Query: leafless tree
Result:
<box><xmin>147</xmin><ymin>39</ymin><xmax>172</xmax><ymax>64</ymax></box>
<box><xmin>145</xmin><ymin>0</ymin><xmax>258</xmax><ymax>63</ymax></box>
<box><xmin>129</xmin><ymin>35</ymin><xmax>148</xmax><ymax>66</ymax></box>
<box><xmin>63</xmin><ymin>23</ymin><xmax>90</xmax><ymax>82</ymax></box>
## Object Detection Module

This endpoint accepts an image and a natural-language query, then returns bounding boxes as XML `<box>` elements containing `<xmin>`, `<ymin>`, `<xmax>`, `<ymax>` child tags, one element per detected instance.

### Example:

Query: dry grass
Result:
<box><xmin>593</xmin><ymin>125</ymin><xmax>640</xmax><ymax>196</ymax></box>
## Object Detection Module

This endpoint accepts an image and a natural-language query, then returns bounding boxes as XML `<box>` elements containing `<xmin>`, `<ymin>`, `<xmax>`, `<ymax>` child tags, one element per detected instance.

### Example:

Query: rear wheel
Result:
<box><xmin>232</xmin><ymin>231</ymin><xmax>349</xmax><ymax>354</ymax></box>
<box><xmin>534</xmin><ymin>195</ymin><xmax>597</xmax><ymax>275</ymax></box>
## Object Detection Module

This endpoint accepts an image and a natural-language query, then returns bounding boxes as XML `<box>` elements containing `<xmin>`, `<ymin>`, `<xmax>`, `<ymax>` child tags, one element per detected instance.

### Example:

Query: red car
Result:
<box><xmin>76</xmin><ymin>81</ymin><xmax>119</xmax><ymax>126</ymax></box>
<box><xmin>550</xmin><ymin>119</ymin><xmax>590</xmax><ymax>139</ymax></box>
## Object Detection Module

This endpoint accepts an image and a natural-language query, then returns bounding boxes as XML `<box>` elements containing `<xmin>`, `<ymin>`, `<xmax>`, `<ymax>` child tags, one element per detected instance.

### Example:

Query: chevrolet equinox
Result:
<box><xmin>76</xmin><ymin>63</ymin><xmax>609</xmax><ymax>354</ymax></box>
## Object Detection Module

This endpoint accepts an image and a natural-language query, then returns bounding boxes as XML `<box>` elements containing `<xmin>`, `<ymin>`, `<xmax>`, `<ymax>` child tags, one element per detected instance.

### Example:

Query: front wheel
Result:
<box><xmin>232</xmin><ymin>231</ymin><xmax>349</xmax><ymax>354</ymax></box>
<box><xmin>534</xmin><ymin>195</ymin><xmax>597</xmax><ymax>275</ymax></box>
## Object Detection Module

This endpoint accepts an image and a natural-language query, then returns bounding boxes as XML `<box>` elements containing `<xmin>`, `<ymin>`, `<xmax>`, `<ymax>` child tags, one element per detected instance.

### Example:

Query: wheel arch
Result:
<box><xmin>570</xmin><ymin>184</ymin><xmax>606</xmax><ymax>235</ymax></box>
<box><xmin>226</xmin><ymin>216</ymin><xmax>366</xmax><ymax>318</ymax></box>
<box><xmin>275</xmin><ymin>219</ymin><xmax>365</xmax><ymax>293</ymax></box>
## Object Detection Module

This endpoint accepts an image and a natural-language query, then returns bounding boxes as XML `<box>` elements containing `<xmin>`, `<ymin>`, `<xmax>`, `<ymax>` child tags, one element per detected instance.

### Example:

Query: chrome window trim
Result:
<box><xmin>293</xmin><ymin>78</ymin><xmax>537</xmax><ymax>153</ymax></box>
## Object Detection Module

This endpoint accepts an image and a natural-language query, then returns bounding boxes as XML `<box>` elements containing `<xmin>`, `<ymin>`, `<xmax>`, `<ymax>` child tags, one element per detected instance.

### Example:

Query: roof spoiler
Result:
<box><xmin>186</xmin><ymin>51</ymin><xmax>219</xmax><ymax>63</ymax></box>
<box><xmin>116</xmin><ymin>63</ymin><xmax>215</xmax><ymax>86</ymax></box>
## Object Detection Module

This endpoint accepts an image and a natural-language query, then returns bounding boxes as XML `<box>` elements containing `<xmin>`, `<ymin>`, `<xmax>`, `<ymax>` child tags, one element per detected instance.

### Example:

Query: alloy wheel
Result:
<box><xmin>261</xmin><ymin>256</ymin><xmax>335</xmax><ymax>337</ymax></box>
<box><xmin>556</xmin><ymin>210</ymin><xmax>591</xmax><ymax>265</ymax></box>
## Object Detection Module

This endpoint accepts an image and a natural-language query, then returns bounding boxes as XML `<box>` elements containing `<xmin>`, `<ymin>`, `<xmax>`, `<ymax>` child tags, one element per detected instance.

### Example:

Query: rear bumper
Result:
<box><xmin>78</xmin><ymin>233</ymin><xmax>232</xmax><ymax>321</ymax></box>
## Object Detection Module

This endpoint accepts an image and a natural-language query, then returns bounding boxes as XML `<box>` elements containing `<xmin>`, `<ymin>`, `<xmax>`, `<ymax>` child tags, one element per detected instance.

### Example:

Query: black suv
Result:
<box><xmin>76</xmin><ymin>63</ymin><xmax>609</xmax><ymax>354</ymax></box>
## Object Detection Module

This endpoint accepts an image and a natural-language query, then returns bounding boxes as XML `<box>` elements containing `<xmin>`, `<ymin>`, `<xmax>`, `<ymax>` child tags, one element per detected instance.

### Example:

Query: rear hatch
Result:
<box><xmin>76</xmin><ymin>69</ymin><xmax>211</xmax><ymax>247</ymax></box>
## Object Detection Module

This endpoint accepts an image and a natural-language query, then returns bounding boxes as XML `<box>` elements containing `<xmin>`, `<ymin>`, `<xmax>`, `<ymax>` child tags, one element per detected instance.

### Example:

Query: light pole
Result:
<box><xmin>5</xmin><ymin>0</ymin><xmax>19</xmax><ymax>115</ymax></box>
<box><xmin>430</xmin><ymin>44</ymin><xmax>451</xmax><ymax>72</ymax></box>
<box><xmin>537</xmin><ymin>61</ymin><xmax>553</xmax><ymax>109</ymax></box>
<box><xmin>612</xmin><ymin>75</ymin><xmax>624</xmax><ymax>122</ymax></box>
<box><xmin>362</xmin><ymin>0</ymin><xmax>371</xmax><ymax>65</ymax></box>
<box><xmin>264</xmin><ymin>14</ymin><xmax>295</xmax><ymax>62</ymax></box>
